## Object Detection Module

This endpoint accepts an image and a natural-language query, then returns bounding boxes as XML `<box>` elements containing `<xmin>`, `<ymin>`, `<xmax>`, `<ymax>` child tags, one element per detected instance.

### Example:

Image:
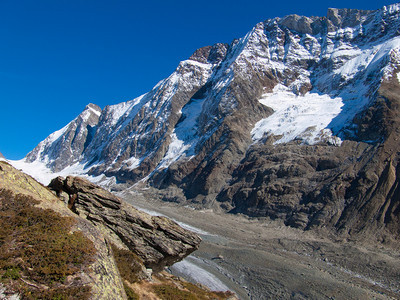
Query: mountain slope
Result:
<box><xmin>12</xmin><ymin>3</ymin><xmax>400</xmax><ymax>242</ymax></box>
<box><xmin>0</xmin><ymin>161</ymin><xmax>236</xmax><ymax>300</ymax></box>
<box><xmin>26</xmin><ymin>103</ymin><xmax>101</xmax><ymax>171</ymax></box>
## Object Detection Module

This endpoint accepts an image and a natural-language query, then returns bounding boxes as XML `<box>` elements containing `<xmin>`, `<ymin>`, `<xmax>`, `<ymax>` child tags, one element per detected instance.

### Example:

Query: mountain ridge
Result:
<box><xmin>11</xmin><ymin>3</ymin><xmax>400</xmax><ymax>243</ymax></box>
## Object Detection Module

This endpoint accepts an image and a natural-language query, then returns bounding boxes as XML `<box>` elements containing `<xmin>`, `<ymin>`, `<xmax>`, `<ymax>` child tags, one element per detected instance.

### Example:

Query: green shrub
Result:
<box><xmin>153</xmin><ymin>284</ymin><xmax>198</xmax><ymax>300</ymax></box>
<box><xmin>3</xmin><ymin>267</ymin><xmax>21</xmax><ymax>280</ymax></box>
<box><xmin>152</xmin><ymin>279</ymin><xmax>235</xmax><ymax>300</ymax></box>
<box><xmin>111</xmin><ymin>243</ymin><xmax>144</xmax><ymax>284</ymax></box>
<box><xmin>123</xmin><ymin>282</ymin><xmax>140</xmax><ymax>300</ymax></box>
<box><xmin>181</xmin><ymin>282</ymin><xmax>236</xmax><ymax>300</ymax></box>
<box><xmin>20</xmin><ymin>285</ymin><xmax>92</xmax><ymax>300</ymax></box>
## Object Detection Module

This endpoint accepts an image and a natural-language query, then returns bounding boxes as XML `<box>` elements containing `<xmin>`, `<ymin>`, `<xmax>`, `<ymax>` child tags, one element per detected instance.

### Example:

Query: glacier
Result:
<box><xmin>251</xmin><ymin>84</ymin><xmax>343</xmax><ymax>145</ymax></box>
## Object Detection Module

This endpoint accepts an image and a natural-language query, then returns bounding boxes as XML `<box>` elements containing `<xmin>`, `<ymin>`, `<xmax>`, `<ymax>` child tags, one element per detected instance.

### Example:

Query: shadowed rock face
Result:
<box><xmin>48</xmin><ymin>176</ymin><xmax>202</xmax><ymax>271</ymax></box>
<box><xmin>216</xmin><ymin>75</ymin><xmax>400</xmax><ymax>243</ymax></box>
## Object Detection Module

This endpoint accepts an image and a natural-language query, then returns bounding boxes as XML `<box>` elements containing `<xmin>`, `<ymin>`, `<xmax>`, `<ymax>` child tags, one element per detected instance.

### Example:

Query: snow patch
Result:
<box><xmin>158</xmin><ymin>133</ymin><xmax>188</xmax><ymax>169</ymax></box>
<box><xmin>80</xmin><ymin>105</ymin><xmax>101</xmax><ymax>122</ymax></box>
<box><xmin>183</xmin><ymin>59</ymin><xmax>211</xmax><ymax>68</ymax></box>
<box><xmin>9</xmin><ymin>158</ymin><xmax>110</xmax><ymax>186</ymax></box>
<box><xmin>334</xmin><ymin>37</ymin><xmax>400</xmax><ymax>81</ymax></box>
<box><xmin>252</xmin><ymin>85</ymin><xmax>343</xmax><ymax>145</ymax></box>
<box><xmin>106</xmin><ymin>94</ymin><xmax>146</xmax><ymax>127</ymax></box>
<box><xmin>123</xmin><ymin>156</ymin><xmax>141</xmax><ymax>170</ymax></box>
<box><xmin>89</xmin><ymin>105</ymin><xmax>101</xmax><ymax>117</ymax></box>
<box><xmin>170</xmin><ymin>257</ymin><xmax>230</xmax><ymax>292</ymax></box>
<box><xmin>398</xmin><ymin>72</ymin><xmax>400</xmax><ymax>83</ymax></box>
<box><xmin>10</xmin><ymin>159</ymin><xmax>68</xmax><ymax>185</ymax></box>
<box><xmin>174</xmin><ymin>222</ymin><xmax>212</xmax><ymax>236</ymax></box>
<box><xmin>0</xmin><ymin>284</ymin><xmax>19</xmax><ymax>300</ymax></box>
<box><xmin>158</xmin><ymin>98</ymin><xmax>203</xmax><ymax>169</ymax></box>
<box><xmin>45</xmin><ymin>124</ymin><xmax>69</xmax><ymax>145</ymax></box>
<box><xmin>384</xmin><ymin>3</ymin><xmax>400</xmax><ymax>14</ymax></box>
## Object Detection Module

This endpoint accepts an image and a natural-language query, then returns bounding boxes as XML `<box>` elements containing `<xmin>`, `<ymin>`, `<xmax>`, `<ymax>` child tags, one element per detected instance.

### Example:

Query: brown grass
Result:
<box><xmin>111</xmin><ymin>243</ymin><xmax>144</xmax><ymax>284</ymax></box>
<box><xmin>0</xmin><ymin>189</ymin><xmax>96</xmax><ymax>299</ymax></box>
<box><xmin>152</xmin><ymin>273</ymin><xmax>236</xmax><ymax>300</ymax></box>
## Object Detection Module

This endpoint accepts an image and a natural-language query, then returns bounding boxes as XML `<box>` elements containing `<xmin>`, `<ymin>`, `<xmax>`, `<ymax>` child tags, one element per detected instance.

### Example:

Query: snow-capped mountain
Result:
<box><xmin>25</xmin><ymin>103</ymin><xmax>101</xmax><ymax>171</ymax></box>
<box><xmin>13</xmin><ymin>4</ymin><xmax>400</xmax><ymax>239</ymax></box>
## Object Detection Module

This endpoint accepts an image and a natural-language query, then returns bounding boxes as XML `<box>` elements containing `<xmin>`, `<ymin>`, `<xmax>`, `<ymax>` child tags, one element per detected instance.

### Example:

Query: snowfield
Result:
<box><xmin>252</xmin><ymin>85</ymin><xmax>343</xmax><ymax>145</ymax></box>
<box><xmin>10</xmin><ymin>159</ymin><xmax>77</xmax><ymax>185</ymax></box>
<box><xmin>158</xmin><ymin>98</ymin><xmax>203</xmax><ymax>169</ymax></box>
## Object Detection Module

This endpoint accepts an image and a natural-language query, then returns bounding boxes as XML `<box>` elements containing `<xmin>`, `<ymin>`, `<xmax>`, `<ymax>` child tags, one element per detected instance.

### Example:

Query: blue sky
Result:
<box><xmin>0</xmin><ymin>0</ymin><xmax>396</xmax><ymax>159</ymax></box>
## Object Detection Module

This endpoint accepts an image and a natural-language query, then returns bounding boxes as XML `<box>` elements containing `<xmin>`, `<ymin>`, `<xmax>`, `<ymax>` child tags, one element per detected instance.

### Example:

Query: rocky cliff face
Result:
<box><xmin>48</xmin><ymin>176</ymin><xmax>201</xmax><ymax>272</ymax></box>
<box><xmin>216</xmin><ymin>72</ymin><xmax>400</xmax><ymax>241</ymax></box>
<box><xmin>13</xmin><ymin>3</ymin><xmax>400</xmax><ymax>242</ymax></box>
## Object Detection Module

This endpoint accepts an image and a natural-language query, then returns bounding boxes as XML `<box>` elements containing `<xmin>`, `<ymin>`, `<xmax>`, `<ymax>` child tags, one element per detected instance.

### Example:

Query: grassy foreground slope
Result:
<box><xmin>0</xmin><ymin>161</ymin><xmax>235</xmax><ymax>300</ymax></box>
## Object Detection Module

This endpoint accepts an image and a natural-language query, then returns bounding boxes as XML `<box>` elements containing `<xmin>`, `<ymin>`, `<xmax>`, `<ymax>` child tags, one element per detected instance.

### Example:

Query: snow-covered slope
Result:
<box><xmin>251</xmin><ymin>84</ymin><xmax>343</xmax><ymax>145</ymax></box>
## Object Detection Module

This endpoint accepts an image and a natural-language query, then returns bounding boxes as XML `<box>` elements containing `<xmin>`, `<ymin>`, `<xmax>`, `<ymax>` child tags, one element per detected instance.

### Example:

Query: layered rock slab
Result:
<box><xmin>48</xmin><ymin>176</ymin><xmax>202</xmax><ymax>271</ymax></box>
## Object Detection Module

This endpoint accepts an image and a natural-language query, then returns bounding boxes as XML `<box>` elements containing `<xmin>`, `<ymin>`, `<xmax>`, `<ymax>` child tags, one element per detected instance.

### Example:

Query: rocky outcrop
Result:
<box><xmin>48</xmin><ymin>176</ymin><xmax>202</xmax><ymax>271</ymax></box>
<box><xmin>0</xmin><ymin>161</ymin><xmax>127</xmax><ymax>299</ymax></box>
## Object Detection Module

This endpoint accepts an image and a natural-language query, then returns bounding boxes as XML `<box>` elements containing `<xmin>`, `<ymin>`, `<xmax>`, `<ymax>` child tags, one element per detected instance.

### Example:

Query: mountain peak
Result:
<box><xmin>85</xmin><ymin>103</ymin><xmax>101</xmax><ymax>113</ymax></box>
<box><xmin>278</xmin><ymin>14</ymin><xmax>324</xmax><ymax>35</ymax></box>
<box><xmin>189</xmin><ymin>43</ymin><xmax>228</xmax><ymax>65</ymax></box>
<box><xmin>24</xmin><ymin>103</ymin><xmax>102</xmax><ymax>171</ymax></box>
<box><xmin>79</xmin><ymin>103</ymin><xmax>102</xmax><ymax>126</ymax></box>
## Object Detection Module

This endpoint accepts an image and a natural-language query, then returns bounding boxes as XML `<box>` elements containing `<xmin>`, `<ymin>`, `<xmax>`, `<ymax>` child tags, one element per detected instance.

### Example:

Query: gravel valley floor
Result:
<box><xmin>122</xmin><ymin>190</ymin><xmax>400</xmax><ymax>300</ymax></box>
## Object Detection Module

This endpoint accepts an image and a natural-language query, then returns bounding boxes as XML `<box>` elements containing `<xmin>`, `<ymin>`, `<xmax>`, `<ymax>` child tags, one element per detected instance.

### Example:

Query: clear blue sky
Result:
<box><xmin>0</xmin><ymin>0</ymin><xmax>396</xmax><ymax>159</ymax></box>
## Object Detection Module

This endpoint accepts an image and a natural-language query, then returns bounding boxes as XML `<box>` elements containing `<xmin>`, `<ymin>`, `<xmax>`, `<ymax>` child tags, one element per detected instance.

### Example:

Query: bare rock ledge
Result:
<box><xmin>48</xmin><ymin>176</ymin><xmax>202</xmax><ymax>272</ymax></box>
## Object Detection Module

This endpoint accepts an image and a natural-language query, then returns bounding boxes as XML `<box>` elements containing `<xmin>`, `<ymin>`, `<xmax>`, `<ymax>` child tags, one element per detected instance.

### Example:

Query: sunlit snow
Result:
<box><xmin>252</xmin><ymin>85</ymin><xmax>343</xmax><ymax>145</ymax></box>
<box><xmin>158</xmin><ymin>98</ymin><xmax>203</xmax><ymax>169</ymax></box>
<box><xmin>105</xmin><ymin>94</ymin><xmax>147</xmax><ymax>128</ymax></box>
<box><xmin>170</xmin><ymin>257</ymin><xmax>230</xmax><ymax>292</ymax></box>
<box><xmin>9</xmin><ymin>158</ymin><xmax>114</xmax><ymax>186</ymax></box>
<box><xmin>123</xmin><ymin>156</ymin><xmax>141</xmax><ymax>170</ymax></box>
<box><xmin>44</xmin><ymin>124</ymin><xmax>69</xmax><ymax>145</ymax></box>
<box><xmin>398</xmin><ymin>72</ymin><xmax>400</xmax><ymax>83</ymax></box>
<box><xmin>332</xmin><ymin>37</ymin><xmax>400</xmax><ymax>81</ymax></box>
